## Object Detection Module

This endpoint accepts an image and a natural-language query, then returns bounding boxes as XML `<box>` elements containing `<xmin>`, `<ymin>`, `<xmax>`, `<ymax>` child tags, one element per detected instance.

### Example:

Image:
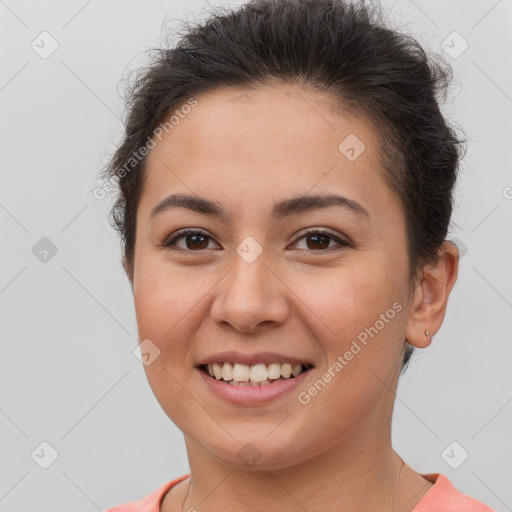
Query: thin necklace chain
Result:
<box><xmin>179</xmin><ymin>456</ymin><xmax>407</xmax><ymax>512</ymax></box>
<box><xmin>391</xmin><ymin>455</ymin><xmax>406</xmax><ymax>511</ymax></box>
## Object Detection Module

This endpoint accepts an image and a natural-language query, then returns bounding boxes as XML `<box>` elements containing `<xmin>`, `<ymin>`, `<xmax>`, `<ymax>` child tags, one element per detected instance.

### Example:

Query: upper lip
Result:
<box><xmin>196</xmin><ymin>351</ymin><xmax>314</xmax><ymax>367</ymax></box>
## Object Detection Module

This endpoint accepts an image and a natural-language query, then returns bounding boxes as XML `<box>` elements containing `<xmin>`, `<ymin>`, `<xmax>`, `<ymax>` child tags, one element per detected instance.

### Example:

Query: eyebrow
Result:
<box><xmin>150</xmin><ymin>193</ymin><xmax>370</xmax><ymax>221</ymax></box>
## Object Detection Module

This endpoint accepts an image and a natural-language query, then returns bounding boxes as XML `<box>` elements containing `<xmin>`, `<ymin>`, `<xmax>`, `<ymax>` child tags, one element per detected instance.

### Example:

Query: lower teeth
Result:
<box><xmin>225</xmin><ymin>376</ymin><xmax>293</xmax><ymax>386</ymax></box>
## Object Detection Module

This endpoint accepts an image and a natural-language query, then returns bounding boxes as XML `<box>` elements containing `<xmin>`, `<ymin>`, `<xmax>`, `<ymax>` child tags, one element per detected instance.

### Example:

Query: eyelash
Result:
<box><xmin>161</xmin><ymin>228</ymin><xmax>352</xmax><ymax>254</ymax></box>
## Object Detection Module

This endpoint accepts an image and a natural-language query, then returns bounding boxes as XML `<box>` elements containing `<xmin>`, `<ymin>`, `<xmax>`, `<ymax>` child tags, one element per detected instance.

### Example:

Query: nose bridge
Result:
<box><xmin>211</xmin><ymin>243</ymin><xmax>288</xmax><ymax>332</ymax></box>
<box><xmin>227</xmin><ymin>244</ymin><xmax>272</xmax><ymax>307</ymax></box>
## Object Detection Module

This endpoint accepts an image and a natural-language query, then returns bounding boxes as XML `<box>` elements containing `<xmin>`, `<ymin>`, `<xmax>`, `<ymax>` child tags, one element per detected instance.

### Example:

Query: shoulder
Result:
<box><xmin>105</xmin><ymin>474</ymin><xmax>191</xmax><ymax>512</ymax></box>
<box><xmin>413</xmin><ymin>473</ymin><xmax>495</xmax><ymax>511</ymax></box>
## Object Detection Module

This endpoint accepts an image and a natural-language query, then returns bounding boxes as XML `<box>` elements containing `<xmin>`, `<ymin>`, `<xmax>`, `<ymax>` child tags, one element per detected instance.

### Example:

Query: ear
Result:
<box><xmin>404</xmin><ymin>241</ymin><xmax>459</xmax><ymax>349</ymax></box>
<box><xmin>122</xmin><ymin>257</ymin><xmax>134</xmax><ymax>290</ymax></box>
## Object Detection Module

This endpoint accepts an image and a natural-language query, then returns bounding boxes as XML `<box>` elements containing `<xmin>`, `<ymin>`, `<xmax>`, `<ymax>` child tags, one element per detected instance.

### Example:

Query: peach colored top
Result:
<box><xmin>105</xmin><ymin>473</ymin><xmax>495</xmax><ymax>511</ymax></box>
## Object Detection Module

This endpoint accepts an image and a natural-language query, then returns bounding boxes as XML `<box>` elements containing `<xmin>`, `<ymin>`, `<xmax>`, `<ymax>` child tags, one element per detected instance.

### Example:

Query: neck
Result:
<box><xmin>178</xmin><ymin>426</ymin><xmax>416</xmax><ymax>512</ymax></box>
<box><xmin>164</xmin><ymin>362</ymin><xmax>434</xmax><ymax>512</ymax></box>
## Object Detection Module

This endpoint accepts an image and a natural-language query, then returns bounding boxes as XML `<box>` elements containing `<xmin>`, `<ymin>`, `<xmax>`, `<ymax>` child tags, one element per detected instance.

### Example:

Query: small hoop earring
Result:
<box><xmin>425</xmin><ymin>329</ymin><xmax>431</xmax><ymax>342</ymax></box>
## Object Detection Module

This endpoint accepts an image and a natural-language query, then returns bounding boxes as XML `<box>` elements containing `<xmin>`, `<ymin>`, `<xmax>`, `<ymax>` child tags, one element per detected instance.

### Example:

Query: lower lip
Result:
<box><xmin>197</xmin><ymin>367</ymin><xmax>313</xmax><ymax>405</ymax></box>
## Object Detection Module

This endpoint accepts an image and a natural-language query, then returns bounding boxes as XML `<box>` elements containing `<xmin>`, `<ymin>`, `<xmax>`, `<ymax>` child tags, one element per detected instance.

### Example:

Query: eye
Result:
<box><xmin>289</xmin><ymin>228</ymin><xmax>352</xmax><ymax>252</ymax></box>
<box><xmin>161</xmin><ymin>228</ymin><xmax>352</xmax><ymax>253</ymax></box>
<box><xmin>161</xmin><ymin>229</ymin><xmax>220</xmax><ymax>252</ymax></box>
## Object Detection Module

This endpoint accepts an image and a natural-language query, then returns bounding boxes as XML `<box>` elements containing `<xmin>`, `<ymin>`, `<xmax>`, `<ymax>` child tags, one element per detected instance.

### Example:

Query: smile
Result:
<box><xmin>199</xmin><ymin>362</ymin><xmax>313</xmax><ymax>386</ymax></box>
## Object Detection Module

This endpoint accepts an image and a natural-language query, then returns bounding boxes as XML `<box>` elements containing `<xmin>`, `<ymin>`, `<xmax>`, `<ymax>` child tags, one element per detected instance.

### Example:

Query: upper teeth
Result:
<box><xmin>206</xmin><ymin>362</ymin><xmax>308</xmax><ymax>383</ymax></box>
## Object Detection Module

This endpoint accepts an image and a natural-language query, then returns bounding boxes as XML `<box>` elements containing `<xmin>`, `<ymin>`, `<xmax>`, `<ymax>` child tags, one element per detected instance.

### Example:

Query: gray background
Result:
<box><xmin>1</xmin><ymin>0</ymin><xmax>511</xmax><ymax>510</ymax></box>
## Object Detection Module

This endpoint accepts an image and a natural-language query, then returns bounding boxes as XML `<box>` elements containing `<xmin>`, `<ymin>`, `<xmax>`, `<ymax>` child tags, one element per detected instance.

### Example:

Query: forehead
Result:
<box><xmin>140</xmin><ymin>83</ymin><xmax>398</xmax><ymax>223</ymax></box>
<box><xmin>148</xmin><ymin>84</ymin><xmax>377</xmax><ymax>165</ymax></box>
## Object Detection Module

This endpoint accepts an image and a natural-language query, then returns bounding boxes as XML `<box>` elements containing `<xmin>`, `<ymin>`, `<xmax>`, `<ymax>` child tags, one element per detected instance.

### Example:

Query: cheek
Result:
<box><xmin>295</xmin><ymin>260</ymin><xmax>400</xmax><ymax>330</ymax></box>
<box><xmin>289</xmin><ymin>258</ymin><xmax>407</xmax><ymax>374</ymax></box>
<box><xmin>132</xmin><ymin>251</ymin><xmax>222</xmax><ymax>381</ymax></box>
<box><xmin>133</xmin><ymin>247</ymin><xmax>204</xmax><ymax>331</ymax></box>
<box><xmin>288</xmin><ymin>268</ymin><xmax>406</xmax><ymax>434</ymax></box>
<box><xmin>132</xmin><ymin>258</ymin><xmax>208</xmax><ymax>429</ymax></box>
<box><xmin>134</xmin><ymin>281</ymin><xmax>201</xmax><ymax>358</ymax></box>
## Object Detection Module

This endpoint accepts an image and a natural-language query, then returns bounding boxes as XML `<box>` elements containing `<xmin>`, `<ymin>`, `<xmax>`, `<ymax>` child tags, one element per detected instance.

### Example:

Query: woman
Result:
<box><xmin>102</xmin><ymin>0</ymin><xmax>494</xmax><ymax>510</ymax></box>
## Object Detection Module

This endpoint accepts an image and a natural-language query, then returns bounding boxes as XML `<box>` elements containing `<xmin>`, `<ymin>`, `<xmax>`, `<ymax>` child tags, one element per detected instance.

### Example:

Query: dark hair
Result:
<box><xmin>98</xmin><ymin>0</ymin><xmax>466</xmax><ymax>373</ymax></box>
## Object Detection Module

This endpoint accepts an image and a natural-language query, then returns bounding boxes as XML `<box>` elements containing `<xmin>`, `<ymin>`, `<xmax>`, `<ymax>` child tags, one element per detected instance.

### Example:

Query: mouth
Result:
<box><xmin>197</xmin><ymin>362</ymin><xmax>314</xmax><ymax>386</ymax></box>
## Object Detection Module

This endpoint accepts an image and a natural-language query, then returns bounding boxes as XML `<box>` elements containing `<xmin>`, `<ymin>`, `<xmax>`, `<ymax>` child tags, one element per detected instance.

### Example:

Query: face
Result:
<box><xmin>131</xmin><ymin>83</ymin><xmax>414</xmax><ymax>469</ymax></box>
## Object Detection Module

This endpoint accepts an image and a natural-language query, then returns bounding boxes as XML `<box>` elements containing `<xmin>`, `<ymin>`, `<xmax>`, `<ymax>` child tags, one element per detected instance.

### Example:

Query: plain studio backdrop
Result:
<box><xmin>1</xmin><ymin>0</ymin><xmax>511</xmax><ymax>510</ymax></box>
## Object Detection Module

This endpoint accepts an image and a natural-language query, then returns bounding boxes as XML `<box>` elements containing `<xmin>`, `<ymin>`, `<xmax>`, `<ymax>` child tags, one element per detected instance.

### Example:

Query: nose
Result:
<box><xmin>210</xmin><ymin>252</ymin><xmax>290</xmax><ymax>333</ymax></box>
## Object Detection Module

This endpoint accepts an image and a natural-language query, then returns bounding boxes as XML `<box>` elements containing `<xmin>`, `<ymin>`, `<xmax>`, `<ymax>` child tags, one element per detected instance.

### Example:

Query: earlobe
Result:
<box><xmin>404</xmin><ymin>241</ymin><xmax>459</xmax><ymax>349</ymax></box>
<box><xmin>122</xmin><ymin>257</ymin><xmax>134</xmax><ymax>288</ymax></box>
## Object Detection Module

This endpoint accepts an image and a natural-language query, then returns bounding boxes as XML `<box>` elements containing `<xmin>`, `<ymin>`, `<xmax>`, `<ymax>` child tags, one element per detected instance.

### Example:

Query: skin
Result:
<box><xmin>123</xmin><ymin>83</ymin><xmax>459</xmax><ymax>512</ymax></box>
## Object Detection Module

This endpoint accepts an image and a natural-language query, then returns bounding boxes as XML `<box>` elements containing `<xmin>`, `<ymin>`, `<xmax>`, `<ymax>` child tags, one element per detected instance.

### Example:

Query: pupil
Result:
<box><xmin>187</xmin><ymin>234</ymin><xmax>208</xmax><ymax>250</ymax></box>
<box><xmin>307</xmin><ymin>234</ymin><xmax>329</xmax><ymax>250</ymax></box>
